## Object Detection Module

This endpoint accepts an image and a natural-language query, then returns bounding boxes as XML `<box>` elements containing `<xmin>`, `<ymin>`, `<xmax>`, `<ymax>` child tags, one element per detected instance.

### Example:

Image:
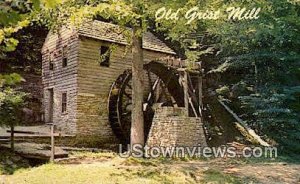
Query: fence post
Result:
<box><xmin>47</xmin><ymin>123</ymin><xmax>55</xmax><ymax>162</ymax></box>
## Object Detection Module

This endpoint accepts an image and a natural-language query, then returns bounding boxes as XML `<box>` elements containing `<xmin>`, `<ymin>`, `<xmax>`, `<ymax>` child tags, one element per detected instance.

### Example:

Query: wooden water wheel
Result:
<box><xmin>108</xmin><ymin>62</ymin><xmax>184</xmax><ymax>145</ymax></box>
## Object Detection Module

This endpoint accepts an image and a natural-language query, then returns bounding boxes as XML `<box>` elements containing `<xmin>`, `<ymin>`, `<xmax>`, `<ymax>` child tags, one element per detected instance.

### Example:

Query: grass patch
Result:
<box><xmin>70</xmin><ymin>151</ymin><xmax>117</xmax><ymax>159</ymax></box>
<box><xmin>0</xmin><ymin>148</ymin><xmax>30</xmax><ymax>175</ymax></box>
<box><xmin>202</xmin><ymin>169</ymin><xmax>242</xmax><ymax>184</ymax></box>
<box><xmin>121</xmin><ymin>157</ymin><xmax>158</xmax><ymax>166</ymax></box>
<box><xmin>224</xmin><ymin>157</ymin><xmax>278</xmax><ymax>165</ymax></box>
<box><xmin>133</xmin><ymin>168</ymin><xmax>185</xmax><ymax>184</ymax></box>
<box><xmin>5</xmin><ymin>161</ymin><xmax>192</xmax><ymax>184</ymax></box>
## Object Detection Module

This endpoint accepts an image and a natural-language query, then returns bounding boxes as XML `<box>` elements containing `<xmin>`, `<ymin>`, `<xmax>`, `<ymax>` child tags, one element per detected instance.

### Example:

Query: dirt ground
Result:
<box><xmin>224</xmin><ymin>162</ymin><xmax>300</xmax><ymax>184</ymax></box>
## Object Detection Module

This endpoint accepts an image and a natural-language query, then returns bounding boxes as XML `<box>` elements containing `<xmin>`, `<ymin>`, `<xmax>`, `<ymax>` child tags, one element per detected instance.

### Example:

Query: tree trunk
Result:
<box><xmin>130</xmin><ymin>23</ymin><xmax>145</xmax><ymax>149</ymax></box>
<box><xmin>10</xmin><ymin>125</ymin><xmax>14</xmax><ymax>152</ymax></box>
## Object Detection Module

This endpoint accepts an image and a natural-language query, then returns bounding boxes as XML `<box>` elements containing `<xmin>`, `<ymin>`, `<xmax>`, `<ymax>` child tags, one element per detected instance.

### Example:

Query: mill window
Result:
<box><xmin>62</xmin><ymin>92</ymin><xmax>67</xmax><ymax>113</ymax></box>
<box><xmin>62</xmin><ymin>46</ymin><xmax>68</xmax><ymax>67</ymax></box>
<box><xmin>99</xmin><ymin>46</ymin><xmax>110</xmax><ymax>67</ymax></box>
<box><xmin>49</xmin><ymin>52</ymin><xmax>54</xmax><ymax>71</ymax></box>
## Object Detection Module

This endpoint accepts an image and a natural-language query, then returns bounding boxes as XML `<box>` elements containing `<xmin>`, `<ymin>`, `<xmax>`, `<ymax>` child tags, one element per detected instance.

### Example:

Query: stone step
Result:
<box><xmin>0</xmin><ymin>143</ymin><xmax>69</xmax><ymax>160</ymax></box>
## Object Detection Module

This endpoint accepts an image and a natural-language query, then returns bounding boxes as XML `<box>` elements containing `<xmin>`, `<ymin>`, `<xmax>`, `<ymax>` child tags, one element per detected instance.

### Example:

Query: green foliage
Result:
<box><xmin>239</xmin><ymin>86</ymin><xmax>300</xmax><ymax>153</ymax></box>
<box><xmin>2</xmin><ymin>25</ymin><xmax>47</xmax><ymax>74</ymax></box>
<box><xmin>0</xmin><ymin>73</ymin><xmax>23</xmax><ymax>86</ymax></box>
<box><xmin>216</xmin><ymin>85</ymin><xmax>230</xmax><ymax>97</ymax></box>
<box><xmin>172</xmin><ymin>0</ymin><xmax>300</xmax><ymax>154</ymax></box>
<box><xmin>225</xmin><ymin>1</ymin><xmax>300</xmax><ymax>153</ymax></box>
<box><xmin>129</xmin><ymin>0</ymin><xmax>300</xmax><ymax>155</ymax></box>
<box><xmin>0</xmin><ymin>74</ymin><xmax>27</xmax><ymax>127</ymax></box>
<box><xmin>0</xmin><ymin>0</ymin><xmax>60</xmax><ymax>57</ymax></box>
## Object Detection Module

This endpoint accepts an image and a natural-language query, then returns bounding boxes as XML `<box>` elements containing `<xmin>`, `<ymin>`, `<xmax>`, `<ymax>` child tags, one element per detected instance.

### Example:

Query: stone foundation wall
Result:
<box><xmin>76</xmin><ymin>93</ymin><xmax>118</xmax><ymax>144</ymax></box>
<box><xmin>146</xmin><ymin>107</ymin><xmax>207</xmax><ymax>148</ymax></box>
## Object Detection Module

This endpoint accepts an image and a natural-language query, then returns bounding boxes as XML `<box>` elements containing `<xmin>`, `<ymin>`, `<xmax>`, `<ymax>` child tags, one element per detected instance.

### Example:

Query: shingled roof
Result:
<box><xmin>78</xmin><ymin>20</ymin><xmax>176</xmax><ymax>55</ymax></box>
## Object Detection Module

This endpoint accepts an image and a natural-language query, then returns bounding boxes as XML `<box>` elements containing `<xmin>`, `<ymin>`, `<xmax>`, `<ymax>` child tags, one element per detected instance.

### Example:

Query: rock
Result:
<box><xmin>5</xmin><ymin>160</ymin><xmax>13</xmax><ymax>166</ymax></box>
<box><xmin>11</xmin><ymin>156</ymin><xmax>22</xmax><ymax>162</ymax></box>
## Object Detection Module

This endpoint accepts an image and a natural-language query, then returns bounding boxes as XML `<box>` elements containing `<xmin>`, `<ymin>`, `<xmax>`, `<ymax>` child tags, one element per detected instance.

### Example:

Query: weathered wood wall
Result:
<box><xmin>42</xmin><ymin>27</ymin><xmax>79</xmax><ymax>134</ymax></box>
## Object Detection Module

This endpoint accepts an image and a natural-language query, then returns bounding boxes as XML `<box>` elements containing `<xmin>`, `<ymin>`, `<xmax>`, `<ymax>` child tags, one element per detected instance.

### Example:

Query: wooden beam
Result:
<box><xmin>10</xmin><ymin>126</ymin><xmax>14</xmax><ymax>152</ymax></box>
<box><xmin>198</xmin><ymin>75</ymin><xmax>203</xmax><ymax>117</ymax></box>
<box><xmin>189</xmin><ymin>97</ymin><xmax>198</xmax><ymax>117</ymax></box>
<box><xmin>218</xmin><ymin>99</ymin><xmax>270</xmax><ymax>147</ymax></box>
<box><xmin>50</xmin><ymin>124</ymin><xmax>55</xmax><ymax>162</ymax></box>
<box><xmin>183</xmin><ymin>71</ymin><xmax>189</xmax><ymax>116</ymax></box>
<box><xmin>177</xmin><ymin>68</ymin><xmax>200</xmax><ymax>74</ymax></box>
<box><xmin>7</xmin><ymin>130</ymin><xmax>38</xmax><ymax>134</ymax></box>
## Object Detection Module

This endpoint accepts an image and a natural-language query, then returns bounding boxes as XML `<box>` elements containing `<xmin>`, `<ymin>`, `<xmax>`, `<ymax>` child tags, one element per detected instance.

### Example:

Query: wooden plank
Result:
<box><xmin>198</xmin><ymin>75</ymin><xmax>203</xmax><ymax>116</ymax></box>
<box><xmin>0</xmin><ymin>139</ymin><xmax>10</xmax><ymax>143</ymax></box>
<box><xmin>189</xmin><ymin>97</ymin><xmax>198</xmax><ymax>118</ymax></box>
<box><xmin>183</xmin><ymin>71</ymin><xmax>189</xmax><ymax>116</ymax></box>
<box><xmin>7</xmin><ymin>130</ymin><xmax>37</xmax><ymax>134</ymax></box>
<box><xmin>218</xmin><ymin>99</ymin><xmax>270</xmax><ymax>147</ymax></box>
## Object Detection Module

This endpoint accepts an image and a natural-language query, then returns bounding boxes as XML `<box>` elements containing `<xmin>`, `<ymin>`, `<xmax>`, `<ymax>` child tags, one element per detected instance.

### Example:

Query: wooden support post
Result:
<box><xmin>197</xmin><ymin>62</ymin><xmax>203</xmax><ymax>117</ymax></box>
<box><xmin>198</xmin><ymin>75</ymin><xmax>203</xmax><ymax>116</ymax></box>
<box><xmin>48</xmin><ymin>123</ymin><xmax>55</xmax><ymax>163</ymax></box>
<box><xmin>183</xmin><ymin>70</ymin><xmax>189</xmax><ymax>116</ymax></box>
<box><xmin>10</xmin><ymin>125</ymin><xmax>14</xmax><ymax>152</ymax></box>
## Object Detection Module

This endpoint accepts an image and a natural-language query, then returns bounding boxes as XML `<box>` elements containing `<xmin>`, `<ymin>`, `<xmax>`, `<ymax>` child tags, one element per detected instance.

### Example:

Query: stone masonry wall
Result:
<box><xmin>146</xmin><ymin>107</ymin><xmax>207</xmax><ymax>148</ymax></box>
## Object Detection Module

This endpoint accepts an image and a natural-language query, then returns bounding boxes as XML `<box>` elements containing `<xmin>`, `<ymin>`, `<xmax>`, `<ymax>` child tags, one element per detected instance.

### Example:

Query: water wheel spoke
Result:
<box><xmin>124</xmin><ymin>101</ymin><xmax>132</xmax><ymax>106</ymax></box>
<box><xmin>124</xmin><ymin>91</ymin><xmax>132</xmax><ymax>99</ymax></box>
<box><xmin>122</xmin><ymin>111</ymin><xmax>131</xmax><ymax>116</ymax></box>
<box><xmin>147</xmin><ymin>79</ymin><xmax>160</xmax><ymax>103</ymax></box>
<box><xmin>126</xmin><ymin>83</ymin><xmax>132</xmax><ymax>89</ymax></box>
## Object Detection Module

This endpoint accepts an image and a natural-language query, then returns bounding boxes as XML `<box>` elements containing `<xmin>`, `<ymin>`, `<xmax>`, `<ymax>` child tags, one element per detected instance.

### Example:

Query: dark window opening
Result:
<box><xmin>100</xmin><ymin>46</ymin><xmax>110</xmax><ymax>67</ymax></box>
<box><xmin>63</xmin><ymin>58</ymin><xmax>68</xmax><ymax>67</ymax></box>
<box><xmin>49</xmin><ymin>53</ymin><xmax>54</xmax><ymax>71</ymax></box>
<box><xmin>62</xmin><ymin>92</ymin><xmax>67</xmax><ymax>113</ymax></box>
<box><xmin>49</xmin><ymin>62</ymin><xmax>54</xmax><ymax>70</ymax></box>
<box><xmin>62</xmin><ymin>46</ymin><xmax>68</xmax><ymax>67</ymax></box>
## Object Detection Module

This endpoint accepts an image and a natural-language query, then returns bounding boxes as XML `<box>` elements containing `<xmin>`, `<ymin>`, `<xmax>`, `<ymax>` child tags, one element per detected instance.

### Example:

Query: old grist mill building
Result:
<box><xmin>42</xmin><ymin>20</ymin><xmax>207</xmax><ymax>147</ymax></box>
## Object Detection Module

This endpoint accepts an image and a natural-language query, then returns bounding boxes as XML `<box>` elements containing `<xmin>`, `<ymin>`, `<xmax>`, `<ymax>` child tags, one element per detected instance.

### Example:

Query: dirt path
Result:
<box><xmin>165</xmin><ymin>159</ymin><xmax>299</xmax><ymax>183</ymax></box>
<box><xmin>224</xmin><ymin>163</ymin><xmax>300</xmax><ymax>184</ymax></box>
